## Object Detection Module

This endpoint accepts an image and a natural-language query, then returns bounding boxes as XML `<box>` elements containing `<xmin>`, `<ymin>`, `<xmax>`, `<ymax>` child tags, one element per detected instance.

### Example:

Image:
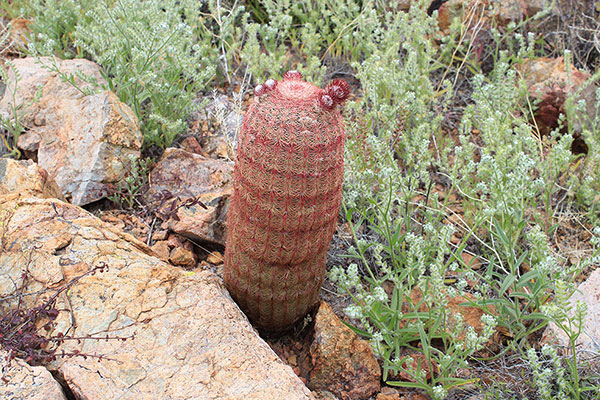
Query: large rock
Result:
<box><xmin>517</xmin><ymin>56</ymin><xmax>596</xmax><ymax>142</ymax></box>
<box><xmin>0</xmin><ymin>57</ymin><xmax>142</xmax><ymax>205</ymax></box>
<box><xmin>0</xmin><ymin>349</ymin><xmax>67</xmax><ymax>400</ymax></box>
<box><xmin>309</xmin><ymin>302</ymin><xmax>381</xmax><ymax>400</ymax></box>
<box><xmin>542</xmin><ymin>268</ymin><xmax>600</xmax><ymax>353</ymax></box>
<box><xmin>496</xmin><ymin>0</ymin><xmax>549</xmax><ymax>23</ymax></box>
<box><xmin>146</xmin><ymin>147</ymin><xmax>233</xmax><ymax>245</ymax></box>
<box><xmin>0</xmin><ymin>195</ymin><xmax>312</xmax><ymax>400</ymax></box>
<box><xmin>437</xmin><ymin>0</ymin><xmax>553</xmax><ymax>32</ymax></box>
<box><xmin>0</xmin><ymin>158</ymin><xmax>63</xmax><ymax>199</ymax></box>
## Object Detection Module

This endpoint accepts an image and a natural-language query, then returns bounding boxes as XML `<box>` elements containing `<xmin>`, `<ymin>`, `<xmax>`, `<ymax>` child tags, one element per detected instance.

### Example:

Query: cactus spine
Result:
<box><xmin>224</xmin><ymin>71</ymin><xmax>350</xmax><ymax>331</ymax></box>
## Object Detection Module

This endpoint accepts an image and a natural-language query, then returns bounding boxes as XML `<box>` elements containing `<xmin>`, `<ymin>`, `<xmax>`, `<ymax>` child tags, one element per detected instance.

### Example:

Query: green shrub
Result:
<box><xmin>335</xmin><ymin>1</ymin><xmax>600</xmax><ymax>397</ymax></box>
<box><xmin>22</xmin><ymin>0</ymin><xmax>97</xmax><ymax>59</ymax></box>
<box><xmin>71</xmin><ymin>0</ymin><xmax>216</xmax><ymax>148</ymax></box>
<box><xmin>239</xmin><ymin>0</ymin><xmax>383</xmax><ymax>84</ymax></box>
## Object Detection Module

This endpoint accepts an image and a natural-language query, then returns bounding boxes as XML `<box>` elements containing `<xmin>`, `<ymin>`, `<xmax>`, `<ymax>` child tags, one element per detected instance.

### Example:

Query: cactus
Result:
<box><xmin>224</xmin><ymin>71</ymin><xmax>350</xmax><ymax>331</ymax></box>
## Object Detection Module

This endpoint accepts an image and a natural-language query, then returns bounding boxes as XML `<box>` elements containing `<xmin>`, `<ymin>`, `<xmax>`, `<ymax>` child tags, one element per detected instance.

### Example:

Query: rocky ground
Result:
<box><xmin>1</xmin><ymin>3</ymin><xmax>600</xmax><ymax>397</ymax></box>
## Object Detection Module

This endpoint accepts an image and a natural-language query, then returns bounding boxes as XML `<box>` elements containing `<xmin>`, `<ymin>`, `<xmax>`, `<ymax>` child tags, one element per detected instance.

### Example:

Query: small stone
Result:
<box><xmin>288</xmin><ymin>354</ymin><xmax>297</xmax><ymax>366</ymax></box>
<box><xmin>377</xmin><ymin>392</ymin><xmax>400</xmax><ymax>400</ymax></box>
<box><xmin>312</xmin><ymin>390</ymin><xmax>338</xmax><ymax>400</ymax></box>
<box><xmin>151</xmin><ymin>240</ymin><xmax>170</xmax><ymax>262</ymax></box>
<box><xmin>33</xmin><ymin>115</ymin><xmax>45</xmax><ymax>126</ymax></box>
<box><xmin>16</xmin><ymin>131</ymin><xmax>41</xmax><ymax>158</ymax></box>
<box><xmin>377</xmin><ymin>386</ymin><xmax>400</xmax><ymax>399</ymax></box>
<box><xmin>0</xmin><ymin>158</ymin><xmax>63</xmax><ymax>199</ymax></box>
<box><xmin>152</xmin><ymin>230</ymin><xmax>169</xmax><ymax>241</ymax></box>
<box><xmin>182</xmin><ymin>238</ymin><xmax>195</xmax><ymax>253</ymax></box>
<box><xmin>461</xmin><ymin>253</ymin><xmax>483</xmax><ymax>270</ymax></box>
<box><xmin>380</xmin><ymin>387</ymin><xmax>399</xmax><ymax>395</ymax></box>
<box><xmin>206</xmin><ymin>251</ymin><xmax>224</xmax><ymax>265</ymax></box>
<box><xmin>100</xmin><ymin>214</ymin><xmax>126</xmax><ymax>230</ymax></box>
<box><xmin>450</xmin><ymin>234</ymin><xmax>461</xmax><ymax>245</ymax></box>
<box><xmin>167</xmin><ymin>234</ymin><xmax>184</xmax><ymax>248</ymax></box>
<box><xmin>130</xmin><ymin>228</ymin><xmax>145</xmax><ymax>240</ymax></box>
<box><xmin>145</xmin><ymin>148</ymin><xmax>233</xmax><ymax>246</ymax></box>
<box><xmin>180</xmin><ymin>136</ymin><xmax>203</xmax><ymax>155</ymax></box>
<box><xmin>169</xmin><ymin>247</ymin><xmax>196</xmax><ymax>267</ymax></box>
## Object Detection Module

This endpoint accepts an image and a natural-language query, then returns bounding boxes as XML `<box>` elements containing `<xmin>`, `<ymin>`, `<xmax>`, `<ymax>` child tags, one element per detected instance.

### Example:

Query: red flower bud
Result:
<box><xmin>325</xmin><ymin>79</ymin><xmax>350</xmax><ymax>104</ymax></box>
<box><xmin>319</xmin><ymin>94</ymin><xmax>334</xmax><ymax>110</ymax></box>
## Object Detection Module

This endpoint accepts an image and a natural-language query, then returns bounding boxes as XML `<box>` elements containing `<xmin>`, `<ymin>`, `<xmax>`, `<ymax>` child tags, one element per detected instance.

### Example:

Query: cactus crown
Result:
<box><xmin>254</xmin><ymin>72</ymin><xmax>350</xmax><ymax>111</ymax></box>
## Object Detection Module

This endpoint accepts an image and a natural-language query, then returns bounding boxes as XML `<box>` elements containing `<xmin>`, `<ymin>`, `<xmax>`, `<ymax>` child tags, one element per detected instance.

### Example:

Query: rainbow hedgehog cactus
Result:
<box><xmin>224</xmin><ymin>71</ymin><xmax>350</xmax><ymax>331</ymax></box>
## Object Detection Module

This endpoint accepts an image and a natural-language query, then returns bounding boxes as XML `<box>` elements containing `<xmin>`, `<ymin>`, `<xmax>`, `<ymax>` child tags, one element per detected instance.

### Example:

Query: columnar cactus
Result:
<box><xmin>224</xmin><ymin>71</ymin><xmax>350</xmax><ymax>331</ymax></box>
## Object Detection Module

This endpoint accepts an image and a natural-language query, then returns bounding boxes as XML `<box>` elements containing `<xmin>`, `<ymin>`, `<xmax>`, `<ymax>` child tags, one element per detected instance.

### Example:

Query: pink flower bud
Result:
<box><xmin>283</xmin><ymin>70</ymin><xmax>303</xmax><ymax>81</ymax></box>
<box><xmin>254</xmin><ymin>84</ymin><xmax>265</xmax><ymax>96</ymax></box>
<box><xmin>264</xmin><ymin>79</ymin><xmax>277</xmax><ymax>90</ymax></box>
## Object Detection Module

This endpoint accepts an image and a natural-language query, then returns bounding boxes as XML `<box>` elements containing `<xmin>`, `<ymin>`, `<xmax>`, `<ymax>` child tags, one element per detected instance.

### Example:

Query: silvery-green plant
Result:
<box><xmin>330</xmin><ymin>185</ymin><xmax>498</xmax><ymax>399</ymax></box>
<box><xmin>537</xmin><ymin>232</ymin><xmax>600</xmax><ymax>400</ymax></box>
<box><xmin>344</xmin><ymin>2</ymin><xmax>444</xmax><ymax>207</ymax></box>
<box><xmin>338</xmin><ymin>2</ymin><xmax>600</xmax><ymax>398</ymax></box>
<box><xmin>239</xmin><ymin>0</ymin><xmax>385</xmax><ymax>84</ymax></box>
<box><xmin>181</xmin><ymin>0</ymin><xmax>246</xmax><ymax>84</ymax></box>
<box><xmin>239</xmin><ymin>2</ymin><xmax>292</xmax><ymax>83</ymax></box>
<box><xmin>73</xmin><ymin>0</ymin><xmax>216</xmax><ymax>148</ymax></box>
<box><xmin>23</xmin><ymin>0</ymin><xmax>96</xmax><ymax>59</ymax></box>
<box><xmin>564</xmin><ymin>59</ymin><xmax>600</xmax><ymax>227</ymax></box>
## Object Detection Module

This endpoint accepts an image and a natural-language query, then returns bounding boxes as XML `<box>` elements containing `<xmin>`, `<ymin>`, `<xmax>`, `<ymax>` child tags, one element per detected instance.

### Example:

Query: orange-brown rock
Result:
<box><xmin>407</xmin><ymin>286</ymin><xmax>499</xmax><ymax>344</ymax></box>
<box><xmin>0</xmin><ymin>349</ymin><xmax>67</xmax><ymax>400</ymax></box>
<box><xmin>169</xmin><ymin>246</ymin><xmax>197</xmax><ymax>267</ymax></box>
<box><xmin>517</xmin><ymin>57</ymin><xmax>595</xmax><ymax>140</ymax></box>
<box><xmin>0</xmin><ymin>195</ymin><xmax>313</xmax><ymax>400</ymax></box>
<box><xmin>309</xmin><ymin>302</ymin><xmax>381</xmax><ymax>400</ymax></box>
<box><xmin>180</xmin><ymin>136</ymin><xmax>204</xmax><ymax>155</ymax></box>
<box><xmin>437</xmin><ymin>0</ymin><xmax>551</xmax><ymax>33</ymax></box>
<box><xmin>206</xmin><ymin>251</ymin><xmax>224</xmax><ymax>265</ymax></box>
<box><xmin>150</xmin><ymin>240</ymin><xmax>170</xmax><ymax>262</ymax></box>
<box><xmin>0</xmin><ymin>158</ymin><xmax>63</xmax><ymax>199</ymax></box>
<box><xmin>145</xmin><ymin>147</ymin><xmax>233</xmax><ymax>245</ymax></box>
<box><xmin>0</xmin><ymin>57</ymin><xmax>142</xmax><ymax>205</ymax></box>
<box><xmin>376</xmin><ymin>387</ymin><xmax>401</xmax><ymax>400</ymax></box>
<box><xmin>2</xmin><ymin>18</ymin><xmax>32</xmax><ymax>55</ymax></box>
